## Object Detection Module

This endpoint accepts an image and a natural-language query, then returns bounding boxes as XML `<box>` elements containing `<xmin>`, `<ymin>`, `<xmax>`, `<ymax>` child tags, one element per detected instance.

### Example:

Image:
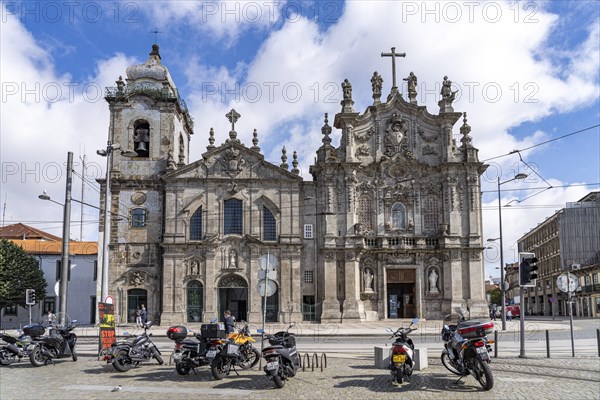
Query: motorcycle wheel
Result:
<box><xmin>29</xmin><ymin>345</ymin><xmax>46</xmax><ymax>367</ymax></box>
<box><xmin>441</xmin><ymin>353</ymin><xmax>463</xmax><ymax>376</ymax></box>
<box><xmin>395</xmin><ymin>368</ymin><xmax>403</xmax><ymax>384</ymax></box>
<box><xmin>273</xmin><ymin>373</ymin><xmax>286</xmax><ymax>389</ymax></box>
<box><xmin>0</xmin><ymin>349</ymin><xmax>17</xmax><ymax>365</ymax></box>
<box><xmin>288</xmin><ymin>361</ymin><xmax>297</xmax><ymax>378</ymax></box>
<box><xmin>470</xmin><ymin>357</ymin><xmax>494</xmax><ymax>391</ymax></box>
<box><xmin>210</xmin><ymin>355</ymin><xmax>229</xmax><ymax>380</ymax></box>
<box><xmin>176</xmin><ymin>360</ymin><xmax>191</xmax><ymax>375</ymax></box>
<box><xmin>112</xmin><ymin>349</ymin><xmax>133</xmax><ymax>372</ymax></box>
<box><xmin>239</xmin><ymin>348</ymin><xmax>260</xmax><ymax>370</ymax></box>
<box><xmin>71</xmin><ymin>348</ymin><xmax>78</xmax><ymax>362</ymax></box>
<box><xmin>154</xmin><ymin>353</ymin><xmax>164</xmax><ymax>365</ymax></box>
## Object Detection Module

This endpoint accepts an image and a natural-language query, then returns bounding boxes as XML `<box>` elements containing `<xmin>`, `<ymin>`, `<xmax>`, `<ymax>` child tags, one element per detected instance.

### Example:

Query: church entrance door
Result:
<box><xmin>386</xmin><ymin>269</ymin><xmax>416</xmax><ymax>319</ymax></box>
<box><xmin>217</xmin><ymin>275</ymin><xmax>248</xmax><ymax>322</ymax></box>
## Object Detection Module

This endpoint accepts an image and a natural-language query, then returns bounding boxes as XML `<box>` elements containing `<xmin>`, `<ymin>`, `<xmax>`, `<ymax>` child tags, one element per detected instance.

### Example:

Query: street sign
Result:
<box><xmin>105</xmin><ymin>296</ymin><xmax>114</xmax><ymax>304</ymax></box>
<box><xmin>556</xmin><ymin>274</ymin><xmax>579</xmax><ymax>293</ymax></box>
<box><xmin>258</xmin><ymin>279</ymin><xmax>277</xmax><ymax>297</ymax></box>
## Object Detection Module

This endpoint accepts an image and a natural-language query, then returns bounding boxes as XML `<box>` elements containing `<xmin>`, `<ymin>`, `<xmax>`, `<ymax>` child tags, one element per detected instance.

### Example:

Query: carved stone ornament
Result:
<box><xmin>418</xmin><ymin>127</ymin><xmax>437</xmax><ymax>143</ymax></box>
<box><xmin>355</xmin><ymin>127</ymin><xmax>373</xmax><ymax>144</ymax></box>
<box><xmin>384</xmin><ymin>112</ymin><xmax>408</xmax><ymax>156</ymax></box>
<box><xmin>129</xmin><ymin>271</ymin><xmax>145</xmax><ymax>286</ymax></box>
<box><xmin>385</xmin><ymin>252</ymin><xmax>415</xmax><ymax>264</ymax></box>
<box><xmin>221</xmin><ymin>146</ymin><xmax>245</xmax><ymax>177</ymax></box>
<box><xmin>130</xmin><ymin>192</ymin><xmax>147</xmax><ymax>205</ymax></box>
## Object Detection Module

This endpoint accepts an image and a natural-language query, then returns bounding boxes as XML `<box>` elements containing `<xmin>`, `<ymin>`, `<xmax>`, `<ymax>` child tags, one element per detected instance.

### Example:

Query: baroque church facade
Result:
<box><xmin>100</xmin><ymin>45</ymin><xmax>488</xmax><ymax>325</ymax></box>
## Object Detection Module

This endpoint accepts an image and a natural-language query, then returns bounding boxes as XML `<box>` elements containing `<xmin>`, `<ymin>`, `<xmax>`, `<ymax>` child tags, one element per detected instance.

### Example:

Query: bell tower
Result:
<box><xmin>104</xmin><ymin>44</ymin><xmax>194</xmax><ymax>178</ymax></box>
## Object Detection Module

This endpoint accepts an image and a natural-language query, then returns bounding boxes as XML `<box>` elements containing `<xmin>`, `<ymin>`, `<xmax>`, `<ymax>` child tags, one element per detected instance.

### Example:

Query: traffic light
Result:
<box><xmin>25</xmin><ymin>289</ymin><xmax>36</xmax><ymax>305</ymax></box>
<box><xmin>519</xmin><ymin>252</ymin><xmax>538</xmax><ymax>287</ymax></box>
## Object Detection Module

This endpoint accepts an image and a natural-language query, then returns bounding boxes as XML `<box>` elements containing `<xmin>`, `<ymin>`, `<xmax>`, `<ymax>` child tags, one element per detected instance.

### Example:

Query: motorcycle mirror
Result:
<box><xmin>385</xmin><ymin>327</ymin><xmax>393</xmax><ymax>332</ymax></box>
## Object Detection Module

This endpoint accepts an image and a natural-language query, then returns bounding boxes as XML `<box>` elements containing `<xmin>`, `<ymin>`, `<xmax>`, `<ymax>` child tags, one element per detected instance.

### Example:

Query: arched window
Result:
<box><xmin>224</xmin><ymin>199</ymin><xmax>243</xmax><ymax>235</ymax></box>
<box><xmin>190</xmin><ymin>207</ymin><xmax>202</xmax><ymax>240</ymax></box>
<box><xmin>391</xmin><ymin>202</ymin><xmax>406</xmax><ymax>229</ymax></box>
<box><xmin>187</xmin><ymin>281</ymin><xmax>203</xmax><ymax>322</ymax></box>
<box><xmin>263</xmin><ymin>206</ymin><xmax>276</xmax><ymax>241</ymax></box>
<box><xmin>423</xmin><ymin>195</ymin><xmax>439</xmax><ymax>233</ymax></box>
<box><xmin>358</xmin><ymin>195</ymin><xmax>373</xmax><ymax>231</ymax></box>
<box><xmin>131</xmin><ymin>208</ymin><xmax>147</xmax><ymax>228</ymax></box>
<box><xmin>133</xmin><ymin>121</ymin><xmax>150</xmax><ymax>157</ymax></box>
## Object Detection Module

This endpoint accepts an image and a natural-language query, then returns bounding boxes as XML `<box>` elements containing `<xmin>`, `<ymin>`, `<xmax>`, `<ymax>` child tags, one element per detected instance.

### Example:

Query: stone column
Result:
<box><xmin>342</xmin><ymin>253</ymin><xmax>364</xmax><ymax>321</ymax></box>
<box><xmin>204</xmin><ymin>251</ymin><xmax>217</xmax><ymax>321</ymax></box>
<box><xmin>320</xmin><ymin>252</ymin><xmax>340</xmax><ymax>321</ymax></box>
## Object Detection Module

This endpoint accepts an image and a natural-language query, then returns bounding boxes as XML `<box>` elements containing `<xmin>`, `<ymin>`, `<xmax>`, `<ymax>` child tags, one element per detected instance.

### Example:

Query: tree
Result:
<box><xmin>0</xmin><ymin>239</ymin><xmax>47</xmax><ymax>309</ymax></box>
<box><xmin>489</xmin><ymin>287</ymin><xmax>502</xmax><ymax>306</ymax></box>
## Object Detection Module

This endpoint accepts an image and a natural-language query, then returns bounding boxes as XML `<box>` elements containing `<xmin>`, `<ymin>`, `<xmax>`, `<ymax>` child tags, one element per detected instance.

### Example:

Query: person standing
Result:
<box><xmin>224</xmin><ymin>310</ymin><xmax>236</xmax><ymax>334</ymax></box>
<box><xmin>140</xmin><ymin>304</ymin><xmax>147</xmax><ymax>324</ymax></box>
<box><xmin>135</xmin><ymin>306</ymin><xmax>142</xmax><ymax>327</ymax></box>
<box><xmin>507</xmin><ymin>309</ymin><xmax>513</xmax><ymax>321</ymax></box>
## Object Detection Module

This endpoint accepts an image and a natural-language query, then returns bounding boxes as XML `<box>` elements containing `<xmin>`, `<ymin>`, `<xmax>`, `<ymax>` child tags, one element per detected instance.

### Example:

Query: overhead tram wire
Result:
<box><xmin>481</xmin><ymin>124</ymin><xmax>600</xmax><ymax>163</ymax></box>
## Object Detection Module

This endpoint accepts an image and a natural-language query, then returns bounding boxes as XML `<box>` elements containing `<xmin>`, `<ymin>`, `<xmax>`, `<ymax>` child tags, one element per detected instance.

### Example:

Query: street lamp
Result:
<box><xmin>489</xmin><ymin>172</ymin><xmax>527</xmax><ymax>330</ymax></box>
<box><xmin>97</xmin><ymin>142</ymin><xmax>136</xmax><ymax>305</ymax></box>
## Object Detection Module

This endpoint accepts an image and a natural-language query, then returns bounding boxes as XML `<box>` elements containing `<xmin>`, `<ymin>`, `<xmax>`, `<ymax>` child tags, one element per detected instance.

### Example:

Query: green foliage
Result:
<box><xmin>0</xmin><ymin>239</ymin><xmax>47</xmax><ymax>309</ymax></box>
<box><xmin>489</xmin><ymin>287</ymin><xmax>502</xmax><ymax>305</ymax></box>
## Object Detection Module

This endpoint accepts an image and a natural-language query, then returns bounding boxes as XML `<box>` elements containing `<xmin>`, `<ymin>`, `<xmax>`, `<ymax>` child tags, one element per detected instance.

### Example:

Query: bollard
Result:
<box><xmin>546</xmin><ymin>330</ymin><xmax>550</xmax><ymax>358</ymax></box>
<box><xmin>494</xmin><ymin>330</ymin><xmax>498</xmax><ymax>358</ymax></box>
<box><xmin>320</xmin><ymin>353</ymin><xmax>327</xmax><ymax>371</ymax></box>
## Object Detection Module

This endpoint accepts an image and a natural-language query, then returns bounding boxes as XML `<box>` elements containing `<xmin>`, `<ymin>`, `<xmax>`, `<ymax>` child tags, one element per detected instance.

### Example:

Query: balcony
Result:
<box><xmin>362</xmin><ymin>236</ymin><xmax>440</xmax><ymax>249</ymax></box>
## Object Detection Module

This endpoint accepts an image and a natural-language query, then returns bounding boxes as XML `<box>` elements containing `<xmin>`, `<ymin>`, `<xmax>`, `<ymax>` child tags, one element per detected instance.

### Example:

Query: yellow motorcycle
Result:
<box><xmin>211</xmin><ymin>322</ymin><xmax>260</xmax><ymax>379</ymax></box>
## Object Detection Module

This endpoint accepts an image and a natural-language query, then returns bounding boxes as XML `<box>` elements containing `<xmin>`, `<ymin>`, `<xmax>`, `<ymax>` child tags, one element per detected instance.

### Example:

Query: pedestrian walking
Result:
<box><xmin>135</xmin><ymin>306</ymin><xmax>142</xmax><ymax>327</ymax></box>
<box><xmin>224</xmin><ymin>310</ymin><xmax>236</xmax><ymax>334</ymax></box>
<box><xmin>140</xmin><ymin>304</ymin><xmax>147</xmax><ymax>323</ymax></box>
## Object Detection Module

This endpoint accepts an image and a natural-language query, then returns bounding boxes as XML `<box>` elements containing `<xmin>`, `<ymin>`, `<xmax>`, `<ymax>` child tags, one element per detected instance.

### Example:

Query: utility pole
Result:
<box><xmin>59</xmin><ymin>152</ymin><xmax>73</xmax><ymax>325</ymax></box>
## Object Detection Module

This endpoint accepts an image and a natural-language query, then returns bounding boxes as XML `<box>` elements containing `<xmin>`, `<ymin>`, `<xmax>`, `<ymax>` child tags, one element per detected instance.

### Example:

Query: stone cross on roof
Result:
<box><xmin>381</xmin><ymin>47</ymin><xmax>406</xmax><ymax>92</ymax></box>
<box><xmin>226</xmin><ymin>108</ymin><xmax>241</xmax><ymax>141</ymax></box>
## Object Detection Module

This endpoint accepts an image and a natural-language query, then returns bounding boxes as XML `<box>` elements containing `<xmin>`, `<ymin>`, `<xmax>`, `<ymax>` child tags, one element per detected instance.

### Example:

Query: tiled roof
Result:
<box><xmin>10</xmin><ymin>240</ymin><xmax>98</xmax><ymax>255</ymax></box>
<box><xmin>0</xmin><ymin>223</ymin><xmax>62</xmax><ymax>241</ymax></box>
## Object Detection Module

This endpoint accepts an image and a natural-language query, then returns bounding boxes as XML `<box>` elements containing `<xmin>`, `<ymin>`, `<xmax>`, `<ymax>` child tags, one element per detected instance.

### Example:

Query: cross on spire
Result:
<box><xmin>226</xmin><ymin>109</ymin><xmax>241</xmax><ymax>141</ymax></box>
<box><xmin>381</xmin><ymin>47</ymin><xmax>406</xmax><ymax>91</ymax></box>
<box><xmin>150</xmin><ymin>28</ymin><xmax>162</xmax><ymax>44</ymax></box>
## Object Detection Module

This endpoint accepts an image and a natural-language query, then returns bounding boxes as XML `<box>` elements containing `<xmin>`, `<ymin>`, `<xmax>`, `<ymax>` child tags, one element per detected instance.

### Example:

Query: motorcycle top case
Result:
<box><xmin>23</xmin><ymin>323</ymin><xmax>45</xmax><ymax>337</ymax></box>
<box><xmin>457</xmin><ymin>320</ymin><xmax>494</xmax><ymax>339</ymax></box>
<box><xmin>166</xmin><ymin>325</ymin><xmax>188</xmax><ymax>341</ymax></box>
<box><xmin>200</xmin><ymin>323</ymin><xmax>226</xmax><ymax>339</ymax></box>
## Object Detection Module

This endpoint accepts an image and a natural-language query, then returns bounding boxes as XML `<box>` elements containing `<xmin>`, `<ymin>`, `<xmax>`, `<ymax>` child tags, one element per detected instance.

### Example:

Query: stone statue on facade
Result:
<box><xmin>229</xmin><ymin>250</ymin><xmax>237</xmax><ymax>269</ymax></box>
<box><xmin>403</xmin><ymin>71</ymin><xmax>418</xmax><ymax>104</ymax></box>
<box><xmin>429</xmin><ymin>269</ymin><xmax>439</xmax><ymax>293</ymax></box>
<box><xmin>371</xmin><ymin>71</ymin><xmax>383</xmax><ymax>104</ymax></box>
<box><xmin>438</xmin><ymin>75</ymin><xmax>457</xmax><ymax>113</ymax></box>
<box><xmin>363</xmin><ymin>268</ymin><xmax>374</xmax><ymax>292</ymax></box>
<box><xmin>340</xmin><ymin>78</ymin><xmax>355</xmax><ymax>113</ymax></box>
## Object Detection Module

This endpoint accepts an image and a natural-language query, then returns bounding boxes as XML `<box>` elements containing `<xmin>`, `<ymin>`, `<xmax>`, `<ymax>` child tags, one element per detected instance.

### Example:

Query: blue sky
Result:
<box><xmin>1</xmin><ymin>1</ymin><xmax>599</xmax><ymax>284</ymax></box>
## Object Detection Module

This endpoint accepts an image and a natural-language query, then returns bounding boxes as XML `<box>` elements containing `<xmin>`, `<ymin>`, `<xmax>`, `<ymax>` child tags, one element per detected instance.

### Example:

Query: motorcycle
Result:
<box><xmin>440</xmin><ymin>313</ymin><xmax>495</xmax><ymax>390</ymax></box>
<box><xmin>210</xmin><ymin>322</ymin><xmax>261</xmax><ymax>380</ymax></box>
<box><xmin>0</xmin><ymin>332</ymin><xmax>33</xmax><ymax>365</ymax></box>
<box><xmin>107</xmin><ymin>321</ymin><xmax>163</xmax><ymax>372</ymax></box>
<box><xmin>260</xmin><ymin>322</ymin><xmax>300</xmax><ymax>389</ymax></box>
<box><xmin>386</xmin><ymin>317</ymin><xmax>419</xmax><ymax>384</ymax></box>
<box><xmin>166</xmin><ymin>323</ymin><xmax>227</xmax><ymax>375</ymax></box>
<box><xmin>28</xmin><ymin>321</ymin><xmax>78</xmax><ymax>367</ymax></box>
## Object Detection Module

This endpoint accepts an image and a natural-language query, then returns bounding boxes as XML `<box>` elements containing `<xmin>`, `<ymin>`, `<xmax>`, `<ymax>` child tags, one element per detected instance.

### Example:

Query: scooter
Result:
<box><xmin>260</xmin><ymin>322</ymin><xmax>300</xmax><ymax>388</ymax></box>
<box><xmin>0</xmin><ymin>332</ymin><xmax>33</xmax><ymax>365</ymax></box>
<box><xmin>440</xmin><ymin>313</ymin><xmax>495</xmax><ymax>390</ymax></box>
<box><xmin>28</xmin><ymin>321</ymin><xmax>78</xmax><ymax>366</ymax></box>
<box><xmin>386</xmin><ymin>317</ymin><xmax>419</xmax><ymax>384</ymax></box>
<box><xmin>210</xmin><ymin>322</ymin><xmax>261</xmax><ymax>380</ymax></box>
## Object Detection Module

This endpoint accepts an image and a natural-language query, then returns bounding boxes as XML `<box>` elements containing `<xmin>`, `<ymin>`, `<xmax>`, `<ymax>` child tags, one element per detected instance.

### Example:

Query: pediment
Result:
<box><xmin>164</xmin><ymin>142</ymin><xmax>301</xmax><ymax>182</ymax></box>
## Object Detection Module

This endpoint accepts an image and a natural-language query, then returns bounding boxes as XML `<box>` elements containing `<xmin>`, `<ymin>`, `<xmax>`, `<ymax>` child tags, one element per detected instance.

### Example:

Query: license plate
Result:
<box><xmin>266</xmin><ymin>361</ymin><xmax>279</xmax><ymax>371</ymax></box>
<box><xmin>206</xmin><ymin>350</ymin><xmax>217</xmax><ymax>359</ymax></box>
<box><xmin>392</xmin><ymin>354</ymin><xmax>406</xmax><ymax>363</ymax></box>
<box><xmin>476</xmin><ymin>347</ymin><xmax>489</xmax><ymax>360</ymax></box>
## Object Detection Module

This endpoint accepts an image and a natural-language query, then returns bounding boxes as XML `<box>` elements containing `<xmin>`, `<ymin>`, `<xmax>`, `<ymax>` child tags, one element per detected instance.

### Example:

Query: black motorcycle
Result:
<box><xmin>167</xmin><ymin>324</ymin><xmax>227</xmax><ymax>375</ymax></box>
<box><xmin>108</xmin><ymin>321</ymin><xmax>163</xmax><ymax>372</ymax></box>
<box><xmin>260</xmin><ymin>322</ymin><xmax>300</xmax><ymax>388</ymax></box>
<box><xmin>210</xmin><ymin>322</ymin><xmax>261</xmax><ymax>380</ymax></box>
<box><xmin>28</xmin><ymin>321</ymin><xmax>78</xmax><ymax>367</ymax></box>
<box><xmin>0</xmin><ymin>332</ymin><xmax>33</xmax><ymax>365</ymax></box>
<box><xmin>440</xmin><ymin>313</ymin><xmax>495</xmax><ymax>390</ymax></box>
